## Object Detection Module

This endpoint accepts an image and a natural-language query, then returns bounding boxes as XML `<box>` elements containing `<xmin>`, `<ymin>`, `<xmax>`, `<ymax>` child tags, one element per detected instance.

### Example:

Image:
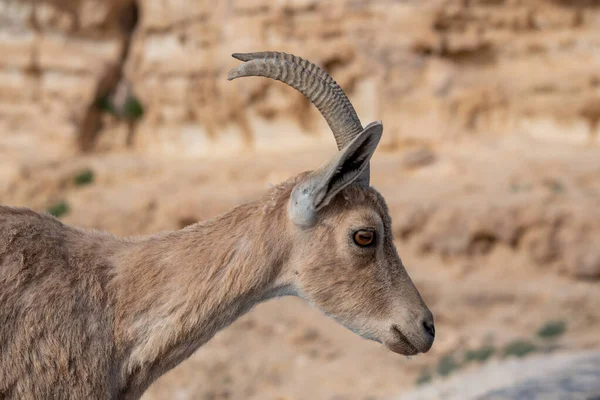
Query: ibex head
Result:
<box><xmin>229</xmin><ymin>52</ymin><xmax>434</xmax><ymax>355</ymax></box>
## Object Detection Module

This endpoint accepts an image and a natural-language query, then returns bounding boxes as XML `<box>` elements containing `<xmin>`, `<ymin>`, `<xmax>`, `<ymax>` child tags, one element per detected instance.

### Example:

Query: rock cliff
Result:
<box><xmin>3</xmin><ymin>0</ymin><xmax>600</xmax><ymax>158</ymax></box>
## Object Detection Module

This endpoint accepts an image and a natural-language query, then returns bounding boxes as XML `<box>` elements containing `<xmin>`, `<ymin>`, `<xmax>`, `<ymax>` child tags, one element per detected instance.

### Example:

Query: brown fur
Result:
<box><xmin>0</xmin><ymin>173</ymin><xmax>432</xmax><ymax>399</ymax></box>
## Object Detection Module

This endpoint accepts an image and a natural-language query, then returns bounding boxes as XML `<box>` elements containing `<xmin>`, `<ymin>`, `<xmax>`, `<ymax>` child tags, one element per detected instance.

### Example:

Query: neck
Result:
<box><xmin>111</xmin><ymin>185</ymin><xmax>295</xmax><ymax>397</ymax></box>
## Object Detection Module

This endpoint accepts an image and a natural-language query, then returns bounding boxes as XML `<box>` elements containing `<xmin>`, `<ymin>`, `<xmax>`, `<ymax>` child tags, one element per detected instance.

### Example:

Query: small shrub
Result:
<box><xmin>464</xmin><ymin>345</ymin><xmax>496</xmax><ymax>364</ymax></box>
<box><xmin>47</xmin><ymin>201</ymin><xmax>70</xmax><ymax>218</ymax></box>
<box><xmin>123</xmin><ymin>96</ymin><xmax>144</xmax><ymax>119</ymax></box>
<box><xmin>544</xmin><ymin>179</ymin><xmax>565</xmax><ymax>194</ymax></box>
<box><xmin>537</xmin><ymin>320</ymin><xmax>567</xmax><ymax>339</ymax></box>
<box><xmin>437</xmin><ymin>354</ymin><xmax>460</xmax><ymax>377</ymax></box>
<box><xmin>503</xmin><ymin>339</ymin><xmax>537</xmax><ymax>358</ymax></box>
<box><xmin>95</xmin><ymin>94</ymin><xmax>144</xmax><ymax>120</ymax></box>
<box><xmin>510</xmin><ymin>183</ymin><xmax>532</xmax><ymax>193</ymax></box>
<box><xmin>415</xmin><ymin>367</ymin><xmax>433</xmax><ymax>386</ymax></box>
<box><xmin>73</xmin><ymin>168</ymin><xmax>94</xmax><ymax>186</ymax></box>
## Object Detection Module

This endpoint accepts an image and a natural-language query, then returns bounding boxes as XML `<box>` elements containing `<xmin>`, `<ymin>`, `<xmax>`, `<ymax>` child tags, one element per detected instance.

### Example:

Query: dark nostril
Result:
<box><xmin>423</xmin><ymin>320</ymin><xmax>435</xmax><ymax>338</ymax></box>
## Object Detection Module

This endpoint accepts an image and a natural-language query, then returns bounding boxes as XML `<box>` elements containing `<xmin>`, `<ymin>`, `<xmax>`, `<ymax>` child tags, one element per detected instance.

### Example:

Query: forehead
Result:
<box><xmin>322</xmin><ymin>185</ymin><xmax>390</xmax><ymax>227</ymax></box>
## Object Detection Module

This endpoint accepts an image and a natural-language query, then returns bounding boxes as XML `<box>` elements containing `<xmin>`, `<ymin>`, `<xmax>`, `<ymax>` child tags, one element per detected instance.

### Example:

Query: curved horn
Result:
<box><xmin>227</xmin><ymin>51</ymin><xmax>365</xmax><ymax>151</ymax></box>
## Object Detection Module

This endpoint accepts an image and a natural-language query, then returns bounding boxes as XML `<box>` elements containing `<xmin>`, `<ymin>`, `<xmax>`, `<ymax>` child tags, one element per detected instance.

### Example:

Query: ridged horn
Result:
<box><xmin>227</xmin><ymin>51</ymin><xmax>365</xmax><ymax>153</ymax></box>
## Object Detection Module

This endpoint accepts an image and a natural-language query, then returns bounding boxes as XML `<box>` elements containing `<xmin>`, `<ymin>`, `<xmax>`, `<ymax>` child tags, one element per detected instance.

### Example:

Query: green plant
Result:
<box><xmin>510</xmin><ymin>182</ymin><xmax>532</xmax><ymax>193</ymax></box>
<box><xmin>415</xmin><ymin>367</ymin><xmax>433</xmax><ymax>386</ymax></box>
<box><xmin>47</xmin><ymin>201</ymin><xmax>70</xmax><ymax>218</ymax></box>
<box><xmin>544</xmin><ymin>179</ymin><xmax>565</xmax><ymax>194</ymax></box>
<box><xmin>437</xmin><ymin>354</ymin><xmax>461</xmax><ymax>377</ymax></box>
<box><xmin>464</xmin><ymin>344</ymin><xmax>496</xmax><ymax>364</ymax></box>
<box><xmin>503</xmin><ymin>339</ymin><xmax>537</xmax><ymax>358</ymax></box>
<box><xmin>537</xmin><ymin>320</ymin><xmax>567</xmax><ymax>339</ymax></box>
<box><xmin>123</xmin><ymin>96</ymin><xmax>144</xmax><ymax>119</ymax></box>
<box><xmin>73</xmin><ymin>168</ymin><xmax>95</xmax><ymax>186</ymax></box>
<box><xmin>95</xmin><ymin>94</ymin><xmax>144</xmax><ymax>120</ymax></box>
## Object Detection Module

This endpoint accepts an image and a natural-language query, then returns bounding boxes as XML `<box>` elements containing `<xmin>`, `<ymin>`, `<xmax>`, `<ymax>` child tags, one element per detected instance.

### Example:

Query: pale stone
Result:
<box><xmin>0</xmin><ymin>0</ymin><xmax>33</xmax><ymax>27</ymax></box>
<box><xmin>232</xmin><ymin>0</ymin><xmax>269</xmax><ymax>14</ymax></box>
<box><xmin>520</xmin><ymin>117</ymin><xmax>591</xmax><ymax>145</ymax></box>
<box><xmin>40</xmin><ymin>71</ymin><xmax>97</xmax><ymax>102</ymax></box>
<box><xmin>34</xmin><ymin>2</ymin><xmax>76</xmax><ymax>31</ymax></box>
<box><xmin>0</xmin><ymin>69</ymin><xmax>37</xmax><ymax>101</ymax></box>
<box><xmin>0</xmin><ymin>29</ymin><xmax>36</xmax><ymax>68</ymax></box>
<box><xmin>399</xmin><ymin>352</ymin><xmax>600</xmax><ymax>400</ymax></box>
<box><xmin>139</xmin><ymin>76</ymin><xmax>188</xmax><ymax>105</ymax></box>
<box><xmin>142</xmin><ymin>0</ymin><xmax>211</xmax><ymax>29</ymax></box>
<box><xmin>38</xmin><ymin>33</ymin><xmax>121</xmax><ymax>72</ymax></box>
<box><xmin>79</xmin><ymin>0</ymin><xmax>112</xmax><ymax>30</ymax></box>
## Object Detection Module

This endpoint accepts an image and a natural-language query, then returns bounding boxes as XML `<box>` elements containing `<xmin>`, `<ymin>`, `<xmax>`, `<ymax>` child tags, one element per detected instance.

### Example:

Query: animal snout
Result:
<box><xmin>423</xmin><ymin>317</ymin><xmax>435</xmax><ymax>339</ymax></box>
<box><xmin>419</xmin><ymin>310</ymin><xmax>435</xmax><ymax>352</ymax></box>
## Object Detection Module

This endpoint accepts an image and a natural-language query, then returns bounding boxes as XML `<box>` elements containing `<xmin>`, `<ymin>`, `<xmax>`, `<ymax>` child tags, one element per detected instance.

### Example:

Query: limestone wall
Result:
<box><xmin>2</xmin><ymin>0</ymin><xmax>600</xmax><ymax>160</ymax></box>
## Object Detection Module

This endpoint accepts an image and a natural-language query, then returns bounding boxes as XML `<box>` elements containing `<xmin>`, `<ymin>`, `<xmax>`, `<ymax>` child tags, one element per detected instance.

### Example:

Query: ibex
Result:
<box><xmin>0</xmin><ymin>52</ymin><xmax>435</xmax><ymax>399</ymax></box>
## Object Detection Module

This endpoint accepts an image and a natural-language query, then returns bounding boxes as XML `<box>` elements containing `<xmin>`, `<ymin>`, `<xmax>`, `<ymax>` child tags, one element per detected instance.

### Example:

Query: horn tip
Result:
<box><xmin>227</xmin><ymin>64</ymin><xmax>249</xmax><ymax>80</ymax></box>
<box><xmin>232</xmin><ymin>53</ymin><xmax>253</xmax><ymax>62</ymax></box>
<box><xmin>226</xmin><ymin>70</ymin><xmax>238</xmax><ymax>81</ymax></box>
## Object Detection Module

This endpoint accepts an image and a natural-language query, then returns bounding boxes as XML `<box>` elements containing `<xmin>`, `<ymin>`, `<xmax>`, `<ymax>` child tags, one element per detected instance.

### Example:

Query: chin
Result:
<box><xmin>384</xmin><ymin>340</ymin><xmax>420</xmax><ymax>356</ymax></box>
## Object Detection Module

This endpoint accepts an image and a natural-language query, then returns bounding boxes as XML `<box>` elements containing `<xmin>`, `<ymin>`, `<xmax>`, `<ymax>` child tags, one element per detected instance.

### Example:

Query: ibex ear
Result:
<box><xmin>288</xmin><ymin>121</ymin><xmax>383</xmax><ymax>227</ymax></box>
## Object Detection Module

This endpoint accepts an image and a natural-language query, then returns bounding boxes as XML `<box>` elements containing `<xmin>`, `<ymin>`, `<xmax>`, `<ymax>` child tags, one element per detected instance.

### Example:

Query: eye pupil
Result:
<box><xmin>354</xmin><ymin>230</ymin><xmax>375</xmax><ymax>247</ymax></box>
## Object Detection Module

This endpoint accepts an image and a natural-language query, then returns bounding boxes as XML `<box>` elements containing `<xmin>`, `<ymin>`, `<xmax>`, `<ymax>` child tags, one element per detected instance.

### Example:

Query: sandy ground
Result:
<box><xmin>1</xmin><ymin>133</ymin><xmax>599</xmax><ymax>399</ymax></box>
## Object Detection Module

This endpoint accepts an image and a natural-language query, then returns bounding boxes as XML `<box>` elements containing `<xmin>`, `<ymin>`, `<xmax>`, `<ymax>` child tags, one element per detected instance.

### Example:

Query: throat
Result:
<box><xmin>111</xmin><ymin>199</ymin><xmax>292</xmax><ymax>396</ymax></box>
<box><xmin>261</xmin><ymin>283</ymin><xmax>299</xmax><ymax>300</ymax></box>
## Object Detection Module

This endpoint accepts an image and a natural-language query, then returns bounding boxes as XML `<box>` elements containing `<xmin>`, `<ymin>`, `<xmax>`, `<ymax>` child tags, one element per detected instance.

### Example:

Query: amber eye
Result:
<box><xmin>353</xmin><ymin>230</ymin><xmax>375</xmax><ymax>247</ymax></box>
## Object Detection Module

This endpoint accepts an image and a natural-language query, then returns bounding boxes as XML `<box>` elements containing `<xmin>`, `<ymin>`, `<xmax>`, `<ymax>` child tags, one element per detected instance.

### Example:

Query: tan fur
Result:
<box><xmin>0</xmin><ymin>172</ymin><xmax>433</xmax><ymax>399</ymax></box>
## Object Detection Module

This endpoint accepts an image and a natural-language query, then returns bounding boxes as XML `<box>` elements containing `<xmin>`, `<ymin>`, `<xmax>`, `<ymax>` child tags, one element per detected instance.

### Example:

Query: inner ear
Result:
<box><xmin>313</xmin><ymin>121</ymin><xmax>383</xmax><ymax>210</ymax></box>
<box><xmin>324</xmin><ymin>141</ymin><xmax>373</xmax><ymax>197</ymax></box>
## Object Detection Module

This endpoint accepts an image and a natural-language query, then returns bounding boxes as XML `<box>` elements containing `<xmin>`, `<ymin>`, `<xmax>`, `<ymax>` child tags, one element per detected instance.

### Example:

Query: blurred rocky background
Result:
<box><xmin>1</xmin><ymin>0</ymin><xmax>599</xmax><ymax>399</ymax></box>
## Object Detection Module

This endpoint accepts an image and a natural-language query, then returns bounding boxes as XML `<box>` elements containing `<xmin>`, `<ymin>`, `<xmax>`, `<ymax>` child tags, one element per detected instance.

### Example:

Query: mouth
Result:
<box><xmin>385</xmin><ymin>325</ymin><xmax>419</xmax><ymax>356</ymax></box>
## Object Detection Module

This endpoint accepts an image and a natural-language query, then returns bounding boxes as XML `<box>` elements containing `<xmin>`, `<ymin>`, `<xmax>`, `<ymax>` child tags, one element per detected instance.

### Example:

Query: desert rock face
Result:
<box><xmin>3</xmin><ymin>0</ymin><xmax>600</xmax><ymax>158</ymax></box>
<box><xmin>1</xmin><ymin>1</ymin><xmax>599</xmax><ymax>399</ymax></box>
